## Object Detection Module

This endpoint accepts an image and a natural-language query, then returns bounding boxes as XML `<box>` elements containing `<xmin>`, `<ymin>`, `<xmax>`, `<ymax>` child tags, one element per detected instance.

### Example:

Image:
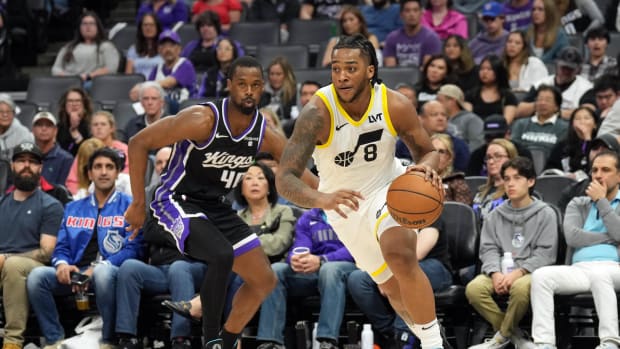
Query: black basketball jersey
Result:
<box><xmin>154</xmin><ymin>98</ymin><xmax>266</xmax><ymax>202</ymax></box>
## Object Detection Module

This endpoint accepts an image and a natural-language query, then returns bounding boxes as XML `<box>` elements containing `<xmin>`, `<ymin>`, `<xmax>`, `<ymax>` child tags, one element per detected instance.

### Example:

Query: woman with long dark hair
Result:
<box><xmin>196</xmin><ymin>37</ymin><xmax>240</xmax><ymax>98</ymax></box>
<box><xmin>260</xmin><ymin>56</ymin><xmax>297</xmax><ymax>120</ymax></box>
<box><xmin>414</xmin><ymin>54</ymin><xmax>454</xmax><ymax>109</ymax></box>
<box><xmin>51</xmin><ymin>11</ymin><xmax>119</xmax><ymax>83</ymax></box>
<box><xmin>57</xmin><ymin>87</ymin><xmax>94</xmax><ymax>156</ymax></box>
<box><xmin>126</xmin><ymin>12</ymin><xmax>163</xmax><ymax>78</ymax></box>
<box><xmin>501</xmin><ymin>30</ymin><xmax>548</xmax><ymax>92</ymax></box>
<box><xmin>527</xmin><ymin>0</ymin><xmax>568</xmax><ymax>63</ymax></box>
<box><xmin>465</xmin><ymin>54</ymin><xmax>518</xmax><ymax>123</ymax></box>
<box><xmin>443</xmin><ymin>34</ymin><xmax>477</xmax><ymax>93</ymax></box>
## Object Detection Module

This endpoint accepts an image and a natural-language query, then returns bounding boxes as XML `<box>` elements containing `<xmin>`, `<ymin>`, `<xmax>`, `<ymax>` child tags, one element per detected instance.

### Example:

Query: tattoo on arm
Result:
<box><xmin>278</xmin><ymin>105</ymin><xmax>324</xmax><ymax>208</ymax></box>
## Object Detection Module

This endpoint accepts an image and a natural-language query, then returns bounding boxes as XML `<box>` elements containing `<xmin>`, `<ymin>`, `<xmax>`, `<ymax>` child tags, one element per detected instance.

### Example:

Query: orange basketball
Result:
<box><xmin>386</xmin><ymin>171</ymin><xmax>444</xmax><ymax>229</ymax></box>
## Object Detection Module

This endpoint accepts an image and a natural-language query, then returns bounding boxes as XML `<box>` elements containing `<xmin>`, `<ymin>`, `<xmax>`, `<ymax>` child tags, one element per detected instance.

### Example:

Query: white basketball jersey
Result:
<box><xmin>313</xmin><ymin>83</ymin><xmax>406</xmax><ymax>198</ymax></box>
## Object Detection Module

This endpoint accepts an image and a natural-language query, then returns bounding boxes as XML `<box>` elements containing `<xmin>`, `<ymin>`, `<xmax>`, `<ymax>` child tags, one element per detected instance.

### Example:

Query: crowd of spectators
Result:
<box><xmin>3</xmin><ymin>0</ymin><xmax>620</xmax><ymax>348</ymax></box>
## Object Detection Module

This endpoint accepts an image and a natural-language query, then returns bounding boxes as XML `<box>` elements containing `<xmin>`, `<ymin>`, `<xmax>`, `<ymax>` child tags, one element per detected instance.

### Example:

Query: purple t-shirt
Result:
<box><xmin>503</xmin><ymin>0</ymin><xmax>533</xmax><ymax>32</ymax></box>
<box><xmin>148</xmin><ymin>58</ymin><xmax>197</xmax><ymax>99</ymax></box>
<box><xmin>383</xmin><ymin>27</ymin><xmax>442</xmax><ymax>67</ymax></box>
<box><xmin>136</xmin><ymin>1</ymin><xmax>189</xmax><ymax>30</ymax></box>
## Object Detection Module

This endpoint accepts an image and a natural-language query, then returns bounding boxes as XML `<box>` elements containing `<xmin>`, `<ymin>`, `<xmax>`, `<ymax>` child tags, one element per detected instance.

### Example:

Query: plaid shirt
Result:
<box><xmin>580</xmin><ymin>55</ymin><xmax>618</xmax><ymax>82</ymax></box>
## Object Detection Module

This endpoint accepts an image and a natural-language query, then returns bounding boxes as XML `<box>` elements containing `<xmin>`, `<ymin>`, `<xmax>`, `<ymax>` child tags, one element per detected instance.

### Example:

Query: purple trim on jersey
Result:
<box><xmin>234</xmin><ymin>237</ymin><xmax>261</xmax><ymax>257</ymax></box>
<box><xmin>256</xmin><ymin>115</ymin><xmax>267</xmax><ymax>151</ymax></box>
<box><xmin>193</xmin><ymin>101</ymin><xmax>220</xmax><ymax>149</ymax></box>
<box><xmin>222</xmin><ymin>98</ymin><xmax>260</xmax><ymax>142</ymax></box>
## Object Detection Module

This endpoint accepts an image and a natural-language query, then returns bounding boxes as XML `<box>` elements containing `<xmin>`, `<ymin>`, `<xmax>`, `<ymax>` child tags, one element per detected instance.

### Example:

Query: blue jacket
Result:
<box><xmin>52</xmin><ymin>191</ymin><xmax>144</xmax><ymax>267</ymax></box>
<box><xmin>286</xmin><ymin>208</ymin><xmax>354</xmax><ymax>264</ymax></box>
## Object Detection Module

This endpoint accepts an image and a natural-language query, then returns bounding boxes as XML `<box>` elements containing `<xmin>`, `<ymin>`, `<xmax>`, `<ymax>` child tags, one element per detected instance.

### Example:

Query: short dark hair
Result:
<box><xmin>501</xmin><ymin>156</ymin><xmax>537</xmax><ymax>184</ymax></box>
<box><xmin>593</xmin><ymin>74</ymin><xmax>620</xmax><ymax>94</ymax></box>
<box><xmin>400</xmin><ymin>0</ymin><xmax>422</xmax><ymax>12</ymax></box>
<box><xmin>585</xmin><ymin>26</ymin><xmax>610</xmax><ymax>43</ymax></box>
<box><xmin>234</xmin><ymin>162</ymin><xmax>279</xmax><ymax>207</ymax></box>
<box><xmin>229</xmin><ymin>56</ymin><xmax>264</xmax><ymax>81</ymax></box>
<box><xmin>301</xmin><ymin>80</ymin><xmax>321</xmax><ymax>90</ymax></box>
<box><xmin>87</xmin><ymin>147</ymin><xmax>123</xmax><ymax>172</ymax></box>
<box><xmin>195</xmin><ymin>10</ymin><xmax>221</xmax><ymax>35</ymax></box>
<box><xmin>333</xmin><ymin>34</ymin><xmax>382</xmax><ymax>86</ymax></box>
<box><xmin>255</xmin><ymin>152</ymin><xmax>275</xmax><ymax>162</ymax></box>
<box><xmin>536</xmin><ymin>84</ymin><xmax>563</xmax><ymax>109</ymax></box>
<box><xmin>592</xmin><ymin>150</ymin><xmax>620</xmax><ymax>170</ymax></box>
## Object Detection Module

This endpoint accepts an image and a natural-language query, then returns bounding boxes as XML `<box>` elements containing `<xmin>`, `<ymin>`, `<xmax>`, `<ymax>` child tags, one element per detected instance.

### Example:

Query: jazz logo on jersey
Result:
<box><xmin>333</xmin><ymin>129</ymin><xmax>383</xmax><ymax>167</ymax></box>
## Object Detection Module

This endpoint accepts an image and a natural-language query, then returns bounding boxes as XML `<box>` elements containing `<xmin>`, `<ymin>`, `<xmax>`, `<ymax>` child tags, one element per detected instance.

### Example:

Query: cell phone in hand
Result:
<box><xmin>70</xmin><ymin>271</ymin><xmax>90</xmax><ymax>285</ymax></box>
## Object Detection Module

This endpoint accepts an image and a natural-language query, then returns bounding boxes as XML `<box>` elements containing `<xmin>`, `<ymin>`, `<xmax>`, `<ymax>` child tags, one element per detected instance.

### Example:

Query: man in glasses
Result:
<box><xmin>469</xmin><ymin>2</ymin><xmax>509</xmax><ymax>64</ymax></box>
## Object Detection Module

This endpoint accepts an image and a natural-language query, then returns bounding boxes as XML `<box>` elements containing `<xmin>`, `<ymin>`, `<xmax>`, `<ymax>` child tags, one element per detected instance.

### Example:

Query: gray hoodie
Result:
<box><xmin>0</xmin><ymin>118</ymin><xmax>33</xmax><ymax>161</ymax></box>
<box><xmin>480</xmin><ymin>198</ymin><xmax>558</xmax><ymax>275</ymax></box>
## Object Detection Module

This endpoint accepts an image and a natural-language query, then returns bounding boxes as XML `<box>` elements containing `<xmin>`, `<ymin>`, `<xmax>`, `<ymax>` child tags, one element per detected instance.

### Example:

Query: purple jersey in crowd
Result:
<box><xmin>383</xmin><ymin>26</ymin><xmax>442</xmax><ymax>67</ymax></box>
<box><xmin>503</xmin><ymin>0</ymin><xmax>533</xmax><ymax>32</ymax></box>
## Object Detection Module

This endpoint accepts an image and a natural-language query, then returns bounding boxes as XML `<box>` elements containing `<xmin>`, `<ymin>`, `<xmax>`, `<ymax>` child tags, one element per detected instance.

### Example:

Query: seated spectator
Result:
<box><xmin>395</xmin><ymin>82</ymin><xmax>418</xmax><ymax>108</ymax></box>
<box><xmin>469</xmin><ymin>2</ymin><xmax>509</xmax><ymax>65</ymax></box>
<box><xmin>502</xmin><ymin>0</ymin><xmax>533</xmax><ymax>32</ymax></box>
<box><xmin>191</xmin><ymin>0</ymin><xmax>242</xmax><ymax>32</ymax></box>
<box><xmin>437</xmin><ymin>84</ymin><xmax>484</xmax><ymax>152</ymax></box>
<box><xmin>546</xmin><ymin>107</ymin><xmax>599</xmax><ymax>178</ymax></box>
<box><xmin>27</xmin><ymin>148</ymin><xmax>143</xmax><ymax>349</ymax></box>
<box><xmin>255</xmin><ymin>208</ymin><xmax>356</xmax><ymax>349</ymax></box>
<box><xmin>283</xmin><ymin>80</ymin><xmax>321</xmax><ymax>138</ymax></box>
<box><xmin>591</xmin><ymin>74</ymin><xmax>620</xmax><ymax>121</ymax></box>
<box><xmin>512</xmin><ymin>85</ymin><xmax>569</xmax><ymax>159</ymax></box>
<box><xmin>517</xmin><ymin>47</ymin><xmax>593</xmax><ymax>120</ymax></box>
<box><xmin>466</xmin><ymin>156</ymin><xmax>558</xmax><ymax>349</ymax></box>
<box><xmin>442</xmin><ymin>34</ymin><xmax>478</xmax><ymax>93</ymax></box>
<box><xmin>260</xmin><ymin>108</ymin><xmax>285</xmax><ymax>137</ymax></box>
<box><xmin>136</xmin><ymin>0</ymin><xmax>189</xmax><ymax>30</ymax></box>
<box><xmin>347</xmin><ymin>217</ymin><xmax>453</xmax><ymax>348</ymax></box>
<box><xmin>432</xmin><ymin>133</ymin><xmax>472</xmax><ymax>204</ymax></box>
<box><xmin>143</xmin><ymin>30</ymin><xmax>197</xmax><ymax>114</ymax></box>
<box><xmin>501</xmin><ymin>30</ymin><xmax>548</xmax><ymax>92</ymax></box>
<box><xmin>0</xmin><ymin>7</ymin><xmax>17</xmax><ymax>80</ymax></box>
<box><xmin>125</xmin><ymin>82</ymin><xmax>167</xmax><ymax>141</ymax></box>
<box><xmin>414</xmin><ymin>54</ymin><xmax>454</xmax><ymax>109</ymax></box>
<box><xmin>66</xmin><ymin>138</ymin><xmax>104</xmax><ymax>195</ymax></box>
<box><xmin>526</xmin><ymin>0</ymin><xmax>568</xmax><ymax>64</ymax></box>
<box><xmin>56</xmin><ymin>88</ymin><xmax>93</xmax><ymax>156</ymax></box>
<box><xmin>465</xmin><ymin>55</ymin><xmax>518</xmax><ymax>124</ymax></box>
<box><xmin>360</xmin><ymin>0</ymin><xmax>402</xmax><ymax>45</ymax></box>
<box><xmin>196</xmin><ymin>37</ymin><xmax>239</xmax><ymax>98</ymax></box>
<box><xmin>126</xmin><ymin>13</ymin><xmax>164</xmax><ymax>78</ymax></box>
<box><xmin>321</xmin><ymin>5</ymin><xmax>381</xmax><ymax>67</ymax></box>
<box><xmin>259</xmin><ymin>57</ymin><xmax>297</xmax><ymax>120</ymax></box>
<box><xmin>0</xmin><ymin>94</ymin><xmax>33</xmax><ymax>161</ymax></box>
<box><xmin>299</xmin><ymin>0</ymin><xmax>358</xmax><ymax>20</ymax></box>
<box><xmin>383</xmin><ymin>0</ymin><xmax>442</xmax><ymax>68</ymax></box>
<box><xmin>528</xmin><ymin>150</ymin><xmax>620</xmax><ymax>349</ymax></box>
<box><xmin>472</xmin><ymin>138</ymin><xmax>518</xmax><ymax>221</ymax></box>
<box><xmin>0</xmin><ymin>142</ymin><xmax>63</xmax><ymax>349</ymax></box>
<box><xmin>89</xmin><ymin>111</ymin><xmax>129</xmax><ymax>172</ymax></box>
<box><xmin>557</xmin><ymin>0</ymin><xmax>604</xmax><ymax>35</ymax></box>
<box><xmin>581</xmin><ymin>26</ymin><xmax>618</xmax><ymax>83</ymax></box>
<box><xmin>247</xmin><ymin>0</ymin><xmax>300</xmax><ymax>42</ymax></box>
<box><xmin>401</xmin><ymin>100</ymin><xmax>470</xmax><ymax>172</ymax></box>
<box><xmin>421</xmin><ymin>0</ymin><xmax>468</xmax><ymax>40</ymax></box>
<box><xmin>147</xmin><ymin>145</ymin><xmax>172</xmax><ymax>189</ymax></box>
<box><xmin>181</xmin><ymin>11</ymin><xmax>244</xmax><ymax>73</ymax></box>
<box><xmin>51</xmin><ymin>12</ymin><xmax>119</xmax><ymax>86</ymax></box>
<box><xmin>32</xmin><ymin>112</ymin><xmax>73</xmax><ymax>186</ymax></box>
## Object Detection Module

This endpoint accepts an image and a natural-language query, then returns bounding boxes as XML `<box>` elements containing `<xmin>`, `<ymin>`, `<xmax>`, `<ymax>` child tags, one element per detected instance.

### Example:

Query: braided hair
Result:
<box><xmin>332</xmin><ymin>34</ymin><xmax>382</xmax><ymax>86</ymax></box>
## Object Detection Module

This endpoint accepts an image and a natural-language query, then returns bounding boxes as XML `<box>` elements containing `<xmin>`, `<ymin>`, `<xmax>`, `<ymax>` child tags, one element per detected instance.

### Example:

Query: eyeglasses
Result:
<box><xmin>484</xmin><ymin>154</ymin><xmax>508</xmax><ymax>163</ymax></box>
<box><xmin>0</xmin><ymin>109</ymin><xmax>13</xmax><ymax>116</ymax></box>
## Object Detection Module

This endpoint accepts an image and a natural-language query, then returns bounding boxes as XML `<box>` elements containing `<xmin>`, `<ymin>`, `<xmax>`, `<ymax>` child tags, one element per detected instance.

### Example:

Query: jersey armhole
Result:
<box><xmin>382</xmin><ymin>86</ymin><xmax>397</xmax><ymax>137</ymax></box>
<box><xmin>192</xmin><ymin>101</ymin><xmax>220</xmax><ymax>149</ymax></box>
<box><xmin>316</xmin><ymin>91</ymin><xmax>334</xmax><ymax>149</ymax></box>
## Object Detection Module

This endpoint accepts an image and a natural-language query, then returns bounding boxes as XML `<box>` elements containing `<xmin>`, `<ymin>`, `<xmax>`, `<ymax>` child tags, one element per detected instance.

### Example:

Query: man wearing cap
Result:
<box><xmin>125</xmin><ymin>82</ymin><xmax>167</xmax><ymax>141</ymax></box>
<box><xmin>517</xmin><ymin>46</ymin><xmax>593</xmax><ymax>120</ymax></box>
<box><xmin>0</xmin><ymin>95</ymin><xmax>33</xmax><ymax>162</ymax></box>
<box><xmin>0</xmin><ymin>142</ymin><xmax>63</xmax><ymax>349</ymax></box>
<box><xmin>466</xmin><ymin>114</ymin><xmax>533</xmax><ymax>176</ymax></box>
<box><xmin>31</xmin><ymin>111</ymin><xmax>73</xmax><ymax>186</ymax></box>
<box><xmin>469</xmin><ymin>2</ymin><xmax>508</xmax><ymax>65</ymax></box>
<box><xmin>437</xmin><ymin>84</ymin><xmax>484</xmax><ymax>151</ymax></box>
<box><xmin>132</xmin><ymin>29</ymin><xmax>196</xmax><ymax>115</ymax></box>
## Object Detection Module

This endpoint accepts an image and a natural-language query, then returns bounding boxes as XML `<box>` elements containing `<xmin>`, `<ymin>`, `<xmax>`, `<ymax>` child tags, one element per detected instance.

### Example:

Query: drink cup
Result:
<box><xmin>292</xmin><ymin>246</ymin><xmax>310</xmax><ymax>257</ymax></box>
<box><xmin>75</xmin><ymin>291</ymin><xmax>90</xmax><ymax>311</ymax></box>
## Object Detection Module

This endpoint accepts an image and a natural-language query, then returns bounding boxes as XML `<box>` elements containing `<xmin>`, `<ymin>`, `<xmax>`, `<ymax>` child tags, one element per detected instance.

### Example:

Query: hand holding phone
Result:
<box><xmin>70</xmin><ymin>272</ymin><xmax>90</xmax><ymax>286</ymax></box>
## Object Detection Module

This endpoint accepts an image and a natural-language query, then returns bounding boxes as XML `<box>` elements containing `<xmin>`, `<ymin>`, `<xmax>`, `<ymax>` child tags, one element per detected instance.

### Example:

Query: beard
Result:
<box><xmin>14</xmin><ymin>171</ymin><xmax>40</xmax><ymax>192</ymax></box>
<box><xmin>232</xmin><ymin>98</ymin><xmax>256</xmax><ymax>116</ymax></box>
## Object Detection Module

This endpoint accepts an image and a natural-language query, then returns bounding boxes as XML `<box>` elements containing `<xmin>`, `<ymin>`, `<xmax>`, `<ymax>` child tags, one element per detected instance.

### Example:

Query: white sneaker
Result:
<box><xmin>468</xmin><ymin>331</ymin><xmax>510</xmax><ymax>349</ymax></box>
<box><xmin>510</xmin><ymin>331</ymin><xmax>536</xmax><ymax>349</ymax></box>
<box><xmin>534</xmin><ymin>345</ymin><xmax>556</xmax><ymax>349</ymax></box>
<box><xmin>596</xmin><ymin>341</ymin><xmax>620</xmax><ymax>349</ymax></box>
<box><xmin>42</xmin><ymin>340</ymin><xmax>63</xmax><ymax>349</ymax></box>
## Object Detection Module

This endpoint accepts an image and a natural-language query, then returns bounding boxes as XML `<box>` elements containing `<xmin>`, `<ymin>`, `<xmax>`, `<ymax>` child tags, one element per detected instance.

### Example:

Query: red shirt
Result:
<box><xmin>192</xmin><ymin>0</ymin><xmax>243</xmax><ymax>25</ymax></box>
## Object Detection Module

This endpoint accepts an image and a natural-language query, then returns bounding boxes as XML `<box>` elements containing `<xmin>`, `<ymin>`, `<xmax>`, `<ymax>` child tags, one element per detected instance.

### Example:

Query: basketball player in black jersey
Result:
<box><xmin>124</xmin><ymin>56</ymin><xmax>319</xmax><ymax>349</ymax></box>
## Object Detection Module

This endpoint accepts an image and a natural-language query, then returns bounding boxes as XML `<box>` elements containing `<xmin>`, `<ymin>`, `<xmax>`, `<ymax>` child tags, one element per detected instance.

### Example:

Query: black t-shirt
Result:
<box><xmin>77</xmin><ymin>208</ymin><xmax>100</xmax><ymax>267</ymax></box>
<box><xmin>188</xmin><ymin>45</ymin><xmax>217</xmax><ymax>73</ymax></box>
<box><xmin>466</xmin><ymin>88</ymin><xmax>518</xmax><ymax>120</ymax></box>
<box><xmin>302</xmin><ymin>0</ymin><xmax>358</xmax><ymax>18</ymax></box>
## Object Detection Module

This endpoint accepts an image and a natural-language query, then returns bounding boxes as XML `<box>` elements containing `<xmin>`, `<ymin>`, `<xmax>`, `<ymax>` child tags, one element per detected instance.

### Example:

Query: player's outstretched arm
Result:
<box><xmin>387</xmin><ymin>90</ymin><xmax>441</xmax><ymax>187</ymax></box>
<box><xmin>125</xmin><ymin>105</ymin><xmax>216</xmax><ymax>238</ymax></box>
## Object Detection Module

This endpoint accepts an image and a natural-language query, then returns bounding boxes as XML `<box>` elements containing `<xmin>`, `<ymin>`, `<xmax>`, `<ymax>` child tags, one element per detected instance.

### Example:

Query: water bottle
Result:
<box><xmin>501</xmin><ymin>252</ymin><xmax>515</xmax><ymax>274</ymax></box>
<box><xmin>290</xmin><ymin>105</ymin><xmax>300</xmax><ymax>119</ymax></box>
<box><xmin>312</xmin><ymin>322</ymin><xmax>319</xmax><ymax>349</ymax></box>
<box><xmin>361</xmin><ymin>324</ymin><xmax>373</xmax><ymax>349</ymax></box>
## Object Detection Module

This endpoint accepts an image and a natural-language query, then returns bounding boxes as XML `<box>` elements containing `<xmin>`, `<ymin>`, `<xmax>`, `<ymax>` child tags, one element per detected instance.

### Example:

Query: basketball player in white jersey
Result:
<box><xmin>276</xmin><ymin>34</ymin><xmax>446</xmax><ymax>349</ymax></box>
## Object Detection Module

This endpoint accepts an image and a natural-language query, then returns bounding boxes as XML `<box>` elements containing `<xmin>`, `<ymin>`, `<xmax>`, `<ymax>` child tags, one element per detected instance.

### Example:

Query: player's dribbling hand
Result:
<box><xmin>406</xmin><ymin>164</ymin><xmax>443</xmax><ymax>190</ymax></box>
<box><xmin>124</xmin><ymin>202</ymin><xmax>146</xmax><ymax>240</ymax></box>
<box><xmin>319</xmin><ymin>190</ymin><xmax>364</xmax><ymax>218</ymax></box>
